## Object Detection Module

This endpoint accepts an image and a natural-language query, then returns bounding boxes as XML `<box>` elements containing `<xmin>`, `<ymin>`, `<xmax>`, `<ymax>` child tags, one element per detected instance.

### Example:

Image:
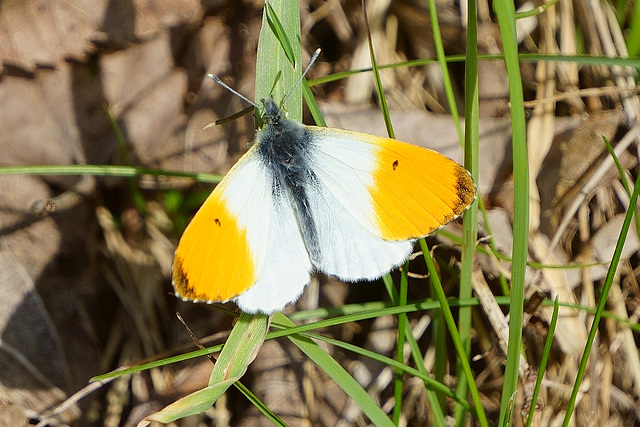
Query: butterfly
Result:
<box><xmin>172</xmin><ymin>89</ymin><xmax>475</xmax><ymax>314</ymax></box>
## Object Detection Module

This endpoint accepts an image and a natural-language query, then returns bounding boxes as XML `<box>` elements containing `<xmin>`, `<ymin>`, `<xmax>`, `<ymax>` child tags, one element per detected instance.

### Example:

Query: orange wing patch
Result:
<box><xmin>173</xmin><ymin>192</ymin><xmax>257</xmax><ymax>302</ymax></box>
<box><xmin>370</xmin><ymin>139</ymin><xmax>475</xmax><ymax>240</ymax></box>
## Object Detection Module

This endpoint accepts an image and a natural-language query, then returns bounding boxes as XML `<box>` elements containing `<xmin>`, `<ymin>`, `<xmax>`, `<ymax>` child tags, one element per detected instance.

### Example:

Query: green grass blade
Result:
<box><xmin>234</xmin><ymin>381</ymin><xmax>288</xmax><ymax>426</ymax></box>
<box><xmin>419</xmin><ymin>240</ymin><xmax>489</xmax><ymax>426</ymax></box>
<box><xmin>403</xmin><ymin>322</ymin><xmax>448</xmax><ymax>425</ymax></box>
<box><xmin>525</xmin><ymin>297</ymin><xmax>559</xmax><ymax>427</ymax></box>
<box><xmin>257</xmin><ymin>1</ymin><xmax>302</xmax><ymax>119</ymax></box>
<box><xmin>0</xmin><ymin>164</ymin><xmax>222</xmax><ymax>183</ymax></box>
<box><xmin>428</xmin><ymin>0</ymin><xmax>463</xmax><ymax>140</ymax></box>
<box><xmin>454</xmin><ymin>0</ymin><xmax>480</xmax><ymax>423</ymax></box>
<box><xmin>274</xmin><ymin>313</ymin><xmax>396</xmax><ymax>427</ymax></box>
<box><xmin>307</xmin><ymin>54</ymin><xmax>640</xmax><ymax>87</ymax></box>
<box><xmin>514</xmin><ymin>0</ymin><xmax>560</xmax><ymax>19</ymax></box>
<box><xmin>146</xmin><ymin>377</ymin><xmax>239</xmax><ymax>422</ymax></box>
<box><xmin>602</xmin><ymin>135</ymin><xmax>640</xmax><ymax>241</ymax></box>
<box><xmin>103</xmin><ymin>104</ymin><xmax>148</xmax><ymax>215</ymax></box>
<box><xmin>208</xmin><ymin>313</ymin><xmax>270</xmax><ymax>384</ymax></box>
<box><xmin>392</xmin><ymin>262</ymin><xmax>409</xmax><ymax>423</ymax></box>
<box><xmin>493</xmin><ymin>1</ymin><xmax>529</xmax><ymax>425</ymax></box>
<box><xmin>432</xmin><ymin>291</ymin><xmax>447</xmax><ymax>411</ymax></box>
<box><xmin>361</xmin><ymin>0</ymin><xmax>394</xmax><ymax>139</ymax></box>
<box><xmin>625</xmin><ymin>0</ymin><xmax>640</xmax><ymax>56</ymax></box>
<box><xmin>145</xmin><ymin>313</ymin><xmax>270</xmax><ymax>422</ymax></box>
<box><xmin>308</xmin><ymin>330</ymin><xmax>476</xmax><ymax>414</ymax></box>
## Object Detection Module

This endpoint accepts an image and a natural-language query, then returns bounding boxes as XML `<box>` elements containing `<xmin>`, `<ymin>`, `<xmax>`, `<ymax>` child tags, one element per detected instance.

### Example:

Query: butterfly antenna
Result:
<box><xmin>280</xmin><ymin>48</ymin><xmax>321</xmax><ymax>107</ymax></box>
<box><xmin>208</xmin><ymin>74</ymin><xmax>260</xmax><ymax>109</ymax></box>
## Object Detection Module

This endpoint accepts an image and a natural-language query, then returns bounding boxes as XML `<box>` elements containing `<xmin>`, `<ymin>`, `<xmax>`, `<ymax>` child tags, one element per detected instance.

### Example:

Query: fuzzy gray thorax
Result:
<box><xmin>257</xmin><ymin>97</ymin><xmax>322</xmax><ymax>264</ymax></box>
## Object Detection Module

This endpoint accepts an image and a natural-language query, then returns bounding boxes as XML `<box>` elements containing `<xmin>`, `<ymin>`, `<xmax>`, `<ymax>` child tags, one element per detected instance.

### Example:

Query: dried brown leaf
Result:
<box><xmin>0</xmin><ymin>0</ymin><xmax>106</xmax><ymax>72</ymax></box>
<box><xmin>553</xmin><ymin>109</ymin><xmax>629</xmax><ymax>212</ymax></box>
<box><xmin>0</xmin><ymin>0</ymin><xmax>203</xmax><ymax>73</ymax></box>
<box><xmin>0</xmin><ymin>63</ymin><xmax>116</xmax><ymax>188</ymax></box>
<box><xmin>0</xmin><ymin>176</ymin><xmax>85</xmax><ymax>422</ymax></box>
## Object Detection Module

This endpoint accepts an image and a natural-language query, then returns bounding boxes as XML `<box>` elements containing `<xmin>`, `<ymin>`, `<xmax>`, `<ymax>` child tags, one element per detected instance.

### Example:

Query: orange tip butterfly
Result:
<box><xmin>172</xmin><ymin>58</ymin><xmax>475</xmax><ymax>314</ymax></box>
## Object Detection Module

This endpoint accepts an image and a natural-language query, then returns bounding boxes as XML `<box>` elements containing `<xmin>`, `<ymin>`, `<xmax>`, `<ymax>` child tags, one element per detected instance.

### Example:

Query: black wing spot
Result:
<box><xmin>392</xmin><ymin>160</ymin><xmax>399</xmax><ymax>170</ymax></box>
<box><xmin>214</xmin><ymin>218</ymin><xmax>221</xmax><ymax>226</ymax></box>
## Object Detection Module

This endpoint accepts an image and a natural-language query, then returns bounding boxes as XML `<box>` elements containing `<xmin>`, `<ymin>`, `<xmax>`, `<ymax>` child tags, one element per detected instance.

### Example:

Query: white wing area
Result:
<box><xmin>308</xmin><ymin>132</ymin><xmax>381</xmax><ymax>235</ymax></box>
<box><xmin>221</xmin><ymin>155</ymin><xmax>313</xmax><ymax>313</ymax></box>
<box><xmin>307</xmin><ymin>130</ymin><xmax>414</xmax><ymax>281</ymax></box>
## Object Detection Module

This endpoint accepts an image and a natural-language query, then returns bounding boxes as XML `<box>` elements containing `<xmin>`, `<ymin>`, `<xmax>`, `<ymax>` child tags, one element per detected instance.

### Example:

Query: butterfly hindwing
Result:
<box><xmin>233</xmin><ymin>181</ymin><xmax>313</xmax><ymax>313</ymax></box>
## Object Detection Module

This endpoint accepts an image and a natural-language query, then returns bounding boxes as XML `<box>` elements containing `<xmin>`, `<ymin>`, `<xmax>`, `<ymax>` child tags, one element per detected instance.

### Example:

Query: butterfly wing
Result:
<box><xmin>233</xmin><ymin>181</ymin><xmax>313</xmax><ymax>313</ymax></box>
<box><xmin>303</xmin><ymin>177</ymin><xmax>414</xmax><ymax>281</ymax></box>
<box><xmin>172</xmin><ymin>145</ymin><xmax>312</xmax><ymax>313</ymax></box>
<box><xmin>306</xmin><ymin>126</ymin><xmax>475</xmax><ymax>280</ymax></box>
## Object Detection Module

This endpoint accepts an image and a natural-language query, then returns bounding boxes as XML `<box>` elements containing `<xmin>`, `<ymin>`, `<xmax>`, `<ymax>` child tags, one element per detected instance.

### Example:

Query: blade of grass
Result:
<box><xmin>382</xmin><ymin>262</ymin><xmax>448</xmax><ymax>424</ymax></box>
<box><xmin>525</xmin><ymin>297</ymin><xmax>558</xmax><ymax>427</ymax></box>
<box><xmin>419</xmin><ymin>240</ymin><xmax>489</xmax><ymax>426</ymax></box>
<box><xmin>103</xmin><ymin>104</ymin><xmax>149</xmax><ymax>215</ymax></box>
<box><xmin>381</xmin><ymin>271</ymin><xmax>447</xmax><ymax>423</ymax></box>
<box><xmin>359</xmin><ymin>2</ymin><xmax>409</xmax><ymax>421</ymax></box>
<box><xmin>145</xmin><ymin>377</ymin><xmax>239</xmax><ymax>422</ymax></box>
<box><xmin>145</xmin><ymin>376</ymin><xmax>288</xmax><ymax>425</ymax></box>
<box><xmin>234</xmin><ymin>381</ymin><xmax>288</xmax><ymax>426</ymax></box>
<box><xmin>403</xmin><ymin>321</ymin><xmax>448</xmax><ymax>426</ymax></box>
<box><xmin>360</xmin><ymin>0</ymin><xmax>394</xmax><ymax>139</ymax></box>
<box><xmin>427</xmin><ymin>0</ymin><xmax>463</xmax><ymax>139</ymax></box>
<box><xmin>257</xmin><ymin>1</ymin><xmax>302</xmax><ymax>119</ymax></box>
<box><xmin>308</xmin><ymin>53</ymin><xmax>640</xmax><ymax>88</ymax></box>
<box><xmin>0</xmin><ymin>164</ymin><xmax>222</xmax><ymax>183</ymax></box>
<box><xmin>274</xmin><ymin>313</ymin><xmax>396</xmax><ymax>427</ymax></box>
<box><xmin>432</xmin><ymin>286</ymin><xmax>447</xmax><ymax>413</ymax></box>
<box><xmin>145</xmin><ymin>313</ymin><xmax>270</xmax><ymax>422</ymax></box>
<box><xmin>493</xmin><ymin>1</ymin><xmax>529</xmax><ymax>425</ymax></box>
<box><xmin>207</xmin><ymin>313</ymin><xmax>270</xmax><ymax>385</ymax></box>
<box><xmin>515</xmin><ymin>0</ymin><xmax>561</xmax><ymax>19</ymax></box>
<box><xmin>392</xmin><ymin>261</ymin><xmax>409</xmax><ymax>423</ymax></box>
<box><xmin>257</xmin><ymin>1</ymin><xmax>323</xmax><ymax>130</ymax></box>
<box><xmin>454</xmin><ymin>0</ymin><xmax>480</xmax><ymax>423</ymax></box>
<box><xmin>625</xmin><ymin>0</ymin><xmax>640</xmax><ymax>56</ymax></box>
<box><xmin>602</xmin><ymin>135</ymin><xmax>640</xmax><ymax>241</ymax></box>
<box><xmin>90</xmin><ymin>294</ymin><xmax>637</xmax><ymax>383</ymax></box>
<box><xmin>306</xmin><ymin>329</ymin><xmax>477</xmax><ymax>415</ymax></box>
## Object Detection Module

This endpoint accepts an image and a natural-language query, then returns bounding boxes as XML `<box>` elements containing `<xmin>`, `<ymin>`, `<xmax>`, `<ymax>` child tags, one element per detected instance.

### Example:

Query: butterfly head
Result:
<box><xmin>260</xmin><ymin>97</ymin><xmax>288</xmax><ymax>127</ymax></box>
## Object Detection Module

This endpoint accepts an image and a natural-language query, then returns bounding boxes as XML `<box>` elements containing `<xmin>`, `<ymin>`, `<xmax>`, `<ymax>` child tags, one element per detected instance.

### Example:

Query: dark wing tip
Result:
<box><xmin>172</xmin><ymin>256</ymin><xmax>197</xmax><ymax>300</ymax></box>
<box><xmin>454</xmin><ymin>167</ymin><xmax>477</xmax><ymax>215</ymax></box>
